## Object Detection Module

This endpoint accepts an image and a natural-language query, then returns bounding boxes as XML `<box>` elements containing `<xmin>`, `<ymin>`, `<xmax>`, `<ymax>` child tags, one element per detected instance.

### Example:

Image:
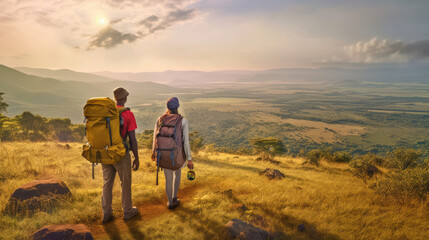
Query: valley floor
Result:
<box><xmin>0</xmin><ymin>142</ymin><xmax>428</xmax><ymax>239</ymax></box>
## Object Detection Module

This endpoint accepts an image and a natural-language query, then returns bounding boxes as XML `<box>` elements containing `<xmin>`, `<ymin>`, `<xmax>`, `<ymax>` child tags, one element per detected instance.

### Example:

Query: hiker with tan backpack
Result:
<box><xmin>152</xmin><ymin>97</ymin><xmax>193</xmax><ymax>209</ymax></box>
<box><xmin>82</xmin><ymin>87</ymin><xmax>139</xmax><ymax>223</ymax></box>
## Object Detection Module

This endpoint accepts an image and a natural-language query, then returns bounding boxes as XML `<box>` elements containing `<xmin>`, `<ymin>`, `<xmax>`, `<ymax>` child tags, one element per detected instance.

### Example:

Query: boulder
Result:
<box><xmin>7</xmin><ymin>179</ymin><xmax>71</xmax><ymax>215</ymax></box>
<box><xmin>33</xmin><ymin>224</ymin><xmax>93</xmax><ymax>240</ymax></box>
<box><xmin>225</xmin><ymin>219</ymin><xmax>269</xmax><ymax>240</ymax></box>
<box><xmin>259</xmin><ymin>168</ymin><xmax>285</xmax><ymax>180</ymax></box>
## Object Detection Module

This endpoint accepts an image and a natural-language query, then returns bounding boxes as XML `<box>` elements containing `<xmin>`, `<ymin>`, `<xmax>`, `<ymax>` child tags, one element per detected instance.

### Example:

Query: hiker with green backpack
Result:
<box><xmin>152</xmin><ymin>97</ymin><xmax>193</xmax><ymax>209</ymax></box>
<box><xmin>82</xmin><ymin>87</ymin><xmax>139</xmax><ymax>223</ymax></box>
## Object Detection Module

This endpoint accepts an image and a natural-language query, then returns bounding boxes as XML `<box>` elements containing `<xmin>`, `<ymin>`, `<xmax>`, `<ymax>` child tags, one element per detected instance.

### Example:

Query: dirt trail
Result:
<box><xmin>87</xmin><ymin>185</ymin><xmax>200</xmax><ymax>239</ymax></box>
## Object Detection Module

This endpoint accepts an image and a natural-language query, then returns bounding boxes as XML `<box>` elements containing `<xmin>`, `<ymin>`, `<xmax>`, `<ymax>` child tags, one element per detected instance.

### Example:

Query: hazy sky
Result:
<box><xmin>0</xmin><ymin>0</ymin><xmax>428</xmax><ymax>72</ymax></box>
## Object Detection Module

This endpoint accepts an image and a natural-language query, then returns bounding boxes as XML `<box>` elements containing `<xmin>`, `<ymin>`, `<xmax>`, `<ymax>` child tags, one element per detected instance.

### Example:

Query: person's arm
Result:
<box><xmin>128</xmin><ymin>130</ymin><xmax>139</xmax><ymax>171</ymax></box>
<box><xmin>182</xmin><ymin>118</ymin><xmax>193</xmax><ymax>169</ymax></box>
<box><xmin>151</xmin><ymin>120</ymin><xmax>158</xmax><ymax>161</ymax></box>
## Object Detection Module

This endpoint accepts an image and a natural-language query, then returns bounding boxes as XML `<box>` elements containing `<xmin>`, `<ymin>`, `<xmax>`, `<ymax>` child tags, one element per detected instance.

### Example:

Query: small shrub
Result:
<box><xmin>305</xmin><ymin>148</ymin><xmax>332</xmax><ymax>166</ymax></box>
<box><xmin>388</xmin><ymin>148</ymin><xmax>422</xmax><ymax>170</ymax></box>
<box><xmin>349</xmin><ymin>153</ymin><xmax>383</xmax><ymax>183</ymax></box>
<box><xmin>138</xmin><ymin>130</ymin><xmax>154</xmax><ymax>149</ymax></box>
<box><xmin>189</xmin><ymin>131</ymin><xmax>205</xmax><ymax>155</ymax></box>
<box><xmin>330</xmin><ymin>151</ymin><xmax>352</xmax><ymax>163</ymax></box>
<box><xmin>376</xmin><ymin>167</ymin><xmax>429</xmax><ymax>203</ymax></box>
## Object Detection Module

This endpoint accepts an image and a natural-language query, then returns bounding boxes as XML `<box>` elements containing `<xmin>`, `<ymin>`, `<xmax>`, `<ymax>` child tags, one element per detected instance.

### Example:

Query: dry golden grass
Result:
<box><xmin>0</xmin><ymin>142</ymin><xmax>428</xmax><ymax>239</ymax></box>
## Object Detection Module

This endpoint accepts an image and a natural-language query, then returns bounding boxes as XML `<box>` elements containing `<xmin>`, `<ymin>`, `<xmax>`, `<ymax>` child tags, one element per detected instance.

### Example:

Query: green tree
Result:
<box><xmin>251</xmin><ymin>137</ymin><xmax>286</xmax><ymax>161</ymax></box>
<box><xmin>0</xmin><ymin>92</ymin><xmax>8</xmax><ymax>114</ymax></box>
<box><xmin>72</xmin><ymin>124</ymin><xmax>85</xmax><ymax>142</ymax></box>
<box><xmin>48</xmin><ymin>118</ymin><xmax>73</xmax><ymax>142</ymax></box>
<box><xmin>189</xmin><ymin>131</ymin><xmax>204</xmax><ymax>155</ymax></box>
<box><xmin>15</xmin><ymin>112</ymin><xmax>48</xmax><ymax>141</ymax></box>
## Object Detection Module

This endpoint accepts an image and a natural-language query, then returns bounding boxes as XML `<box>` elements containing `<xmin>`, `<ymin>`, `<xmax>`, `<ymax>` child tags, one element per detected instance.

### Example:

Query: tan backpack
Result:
<box><xmin>154</xmin><ymin>114</ymin><xmax>186</xmax><ymax>171</ymax></box>
<box><xmin>81</xmin><ymin>97</ymin><xmax>128</xmax><ymax>178</ymax></box>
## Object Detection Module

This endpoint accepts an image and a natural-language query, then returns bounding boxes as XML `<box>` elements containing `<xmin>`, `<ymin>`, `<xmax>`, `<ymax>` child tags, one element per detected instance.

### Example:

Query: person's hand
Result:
<box><xmin>132</xmin><ymin>159</ymin><xmax>140</xmax><ymax>171</ymax></box>
<box><xmin>151</xmin><ymin>152</ymin><xmax>156</xmax><ymax>161</ymax></box>
<box><xmin>187</xmin><ymin>160</ymin><xmax>194</xmax><ymax>170</ymax></box>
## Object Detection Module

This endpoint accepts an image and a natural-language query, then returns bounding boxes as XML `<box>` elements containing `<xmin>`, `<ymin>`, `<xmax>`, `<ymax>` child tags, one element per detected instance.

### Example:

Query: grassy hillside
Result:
<box><xmin>0</xmin><ymin>65</ymin><xmax>183</xmax><ymax>122</ymax></box>
<box><xmin>0</xmin><ymin>142</ymin><xmax>428</xmax><ymax>239</ymax></box>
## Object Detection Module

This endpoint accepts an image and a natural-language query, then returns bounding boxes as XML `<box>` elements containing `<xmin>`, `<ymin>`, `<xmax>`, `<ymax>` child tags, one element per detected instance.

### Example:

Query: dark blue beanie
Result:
<box><xmin>167</xmin><ymin>97</ymin><xmax>180</xmax><ymax>109</ymax></box>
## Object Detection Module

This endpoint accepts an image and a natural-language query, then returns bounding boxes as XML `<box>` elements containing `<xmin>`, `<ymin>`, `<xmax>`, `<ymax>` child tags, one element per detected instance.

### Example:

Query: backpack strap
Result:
<box><xmin>118</xmin><ymin>107</ymin><xmax>130</xmax><ymax>114</ymax></box>
<box><xmin>118</xmin><ymin>107</ymin><xmax>131</xmax><ymax>142</ymax></box>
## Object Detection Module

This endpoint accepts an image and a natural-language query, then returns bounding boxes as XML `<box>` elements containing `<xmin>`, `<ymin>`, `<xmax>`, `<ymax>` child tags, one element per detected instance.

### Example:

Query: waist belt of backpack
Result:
<box><xmin>156</xmin><ymin>148</ymin><xmax>176</xmax><ymax>168</ymax></box>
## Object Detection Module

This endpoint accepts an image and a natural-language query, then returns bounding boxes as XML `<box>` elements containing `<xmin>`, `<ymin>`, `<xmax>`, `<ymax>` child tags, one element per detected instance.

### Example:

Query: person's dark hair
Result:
<box><xmin>166</xmin><ymin>108</ymin><xmax>179</xmax><ymax>115</ymax></box>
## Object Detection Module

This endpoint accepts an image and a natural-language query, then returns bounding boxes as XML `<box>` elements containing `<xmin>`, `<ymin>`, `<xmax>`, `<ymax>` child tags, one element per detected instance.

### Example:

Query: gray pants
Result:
<box><xmin>101</xmin><ymin>153</ymin><xmax>133</xmax><ymax>217</ymax></box>
<box><xmin>164</xmin><ymin>168</ymin><xmax>181</xmax><ymax>205</ymax></box>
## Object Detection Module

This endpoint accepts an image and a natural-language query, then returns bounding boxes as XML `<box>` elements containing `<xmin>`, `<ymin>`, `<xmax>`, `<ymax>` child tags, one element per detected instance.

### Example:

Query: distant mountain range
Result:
<box><xmin>16</xmin><ymin>67</ymin><xmax>118</xmax><ymax>83</ymax></box>
<box><xmin>95</xmin><ymin>64</ymin><xmax>429</xmax><ymax>87</ymax></box>
<box><xmin>1</xmin><ymin>63</ymin><xmax>428</xmax><ymax>121</ymax></box>
<box><xmin>15</xmin><ymin>64</ymin><xmax>429</xmax><ymax>89</ymax></box>
<box><xmin>0</xmin><ymin>65</ymin><xmax>180</xmax><ymax>121</ymax></box>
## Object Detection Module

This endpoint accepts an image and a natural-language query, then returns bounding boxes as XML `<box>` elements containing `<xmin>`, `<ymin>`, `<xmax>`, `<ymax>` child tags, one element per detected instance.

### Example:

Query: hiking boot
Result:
<box><xmin>167</xmin><ymin>198</ymin><xmax>180</xmax><ymax>210</ymax></box>
<box><xmin>102</xmin><ymin>213</ymin><xmax>114</xmax><ymax>224</ymax></box>
<box><xmin>123</xmin><ymin>207</ymin><xmax>138</xmax><ymax>220</ymax></box>
<box><xmin>167</xmin><ymin>202</ymin><xmax>175</xmax><ymax>210</ymax></box>
<box><xmin>173</xmin><ymin>198</ymin><xmax>180</xmax><ymax>208</ymax></box>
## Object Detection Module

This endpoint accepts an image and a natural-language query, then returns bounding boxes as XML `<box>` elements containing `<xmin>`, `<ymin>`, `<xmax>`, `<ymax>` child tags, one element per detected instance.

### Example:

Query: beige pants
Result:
<box><xmin>101</xmin><ymin>153</ymin><xmax>133</xmax><ymax>217</ymax></box>
<box><xmin>164</xmin><ymin>168</ymin><xmax>181</xmax><ymax>205</ymax></box>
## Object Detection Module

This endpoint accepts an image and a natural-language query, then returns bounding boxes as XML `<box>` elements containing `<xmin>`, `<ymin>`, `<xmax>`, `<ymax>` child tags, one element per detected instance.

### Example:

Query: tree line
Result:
<box><xmin>0</xmin><ymin>93</ymin><xmax>84</xmax><ymax>142</ymax></box>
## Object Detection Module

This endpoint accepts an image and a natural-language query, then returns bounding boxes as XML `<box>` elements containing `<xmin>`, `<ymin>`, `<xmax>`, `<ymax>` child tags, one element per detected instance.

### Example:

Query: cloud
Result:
<box><xmin>88</xmin><ymin>27</ymin><xmax>138</xmax><ymax>49</ymax></box>
<box><xmin>400</xmin><ymin>39</ymin><xmax>429</xmax><ymax>59</ymax></box>
<box><xmin>0</xmin><ymin>0</ymin><xmax>200</xmax><ymax>50</ymax></box>
<box><xmin>138</xmin><ymin>15</ymin><xmax>160</xmax><ymax>29</ymax></box>
<box><xmin>345</xmin><ymin>38</ymin><xmax>429</xmax><ymax>63</ymax></box>
<box><xmin>147</xmin><ymin>8</ymin><xmax>197</xmax><ymax>34</ymax></box>
<box><xmin>87</xmin><ymin>7</ymin><xmax>198</xmax><ymax>49</ymax></box>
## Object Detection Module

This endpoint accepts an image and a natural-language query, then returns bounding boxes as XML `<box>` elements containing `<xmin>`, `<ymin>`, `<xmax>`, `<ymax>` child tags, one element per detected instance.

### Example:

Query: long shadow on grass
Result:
<box><xmin>250</xmin><ymin>202</ymin><xmax>341</xmax><ymax>240</ymax></box>
<box><xmin>224</xmin><ymin>190</ymin><xmax>340</xmax><ymax>240</ymax></box>
<box><xmin>199</xmin><ymin>158</ymin><xmax>302</xmax><ymax>180</ymax></box>
<box><xmin>125</xmin><ymin>220</ymin><xmax>145</xmax><ymax>240</ymax></box>
<box><xmin>173</xmin><ymin>206</ymin><xmax>226</xmax><ymax>239</ymax></box>
<box><xmin>103</xmin><ymin>221</ymin><xmax>122</xmax><ymax>240</ymax></box>
<box><xmin>198</xmin><ymin>157</ymin><xmax>263</xmax><ymax>173</ymax></box>
<box><xmin>300</xmin><ymin>164</ymin><xmax>350</xmax><ymax>177</ymax></box>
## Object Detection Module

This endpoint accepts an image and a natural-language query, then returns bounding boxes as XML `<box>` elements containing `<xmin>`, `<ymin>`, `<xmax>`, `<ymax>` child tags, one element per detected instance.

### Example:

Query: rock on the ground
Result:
<box><xmin>259</xmin><ymin>168</ymin><xmax>285</xmax><ymax>180</ymax></box>
<box><xmin>225</xmin><ymin>219</ymin><xmax>269</xmax><ymax>240</ymax></box>
<box><xmin>7</xmin><ymin>179</ymin><xmax>71</xmax><ymax>214</ymax></box>
<box><xmin>33</xmin><ymin>224</ymin><xmax>93</xmax><ymax>240</ymax></box>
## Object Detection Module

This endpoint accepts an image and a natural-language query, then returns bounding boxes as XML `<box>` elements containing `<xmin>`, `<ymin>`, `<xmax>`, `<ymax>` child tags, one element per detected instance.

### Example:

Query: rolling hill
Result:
<box><xmin>15</xmin><ymin>67</ymin><xmax>118</xmax><ymax>83</ymax></box>
<box><xmin>0</xmin><ymin>65</ymin><xmax>182</xmax><ymax>121</ymax></box>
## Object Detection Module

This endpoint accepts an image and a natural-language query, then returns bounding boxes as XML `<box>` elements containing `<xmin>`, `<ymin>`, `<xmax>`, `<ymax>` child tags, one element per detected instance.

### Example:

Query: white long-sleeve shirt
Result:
<box><xmin>153</xmin><ymin>117</ymin><xmax>192</xmax><ymax>166</ymax></box>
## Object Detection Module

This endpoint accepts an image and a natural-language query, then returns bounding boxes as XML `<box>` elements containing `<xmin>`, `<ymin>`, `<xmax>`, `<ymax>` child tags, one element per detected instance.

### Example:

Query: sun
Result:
<box><xmin>98</xmin><ymin>18</ymin><xmax>107</xmax><ymax>26</ymax></box>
